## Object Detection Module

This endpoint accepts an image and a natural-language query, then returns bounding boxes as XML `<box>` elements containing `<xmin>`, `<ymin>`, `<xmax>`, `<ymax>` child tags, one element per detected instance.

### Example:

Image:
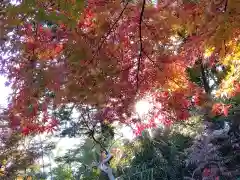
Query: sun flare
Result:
<box><xmin>135</xmin><ymin>99</ymin><xmax>152</xmax><ymax>117</ymax></box>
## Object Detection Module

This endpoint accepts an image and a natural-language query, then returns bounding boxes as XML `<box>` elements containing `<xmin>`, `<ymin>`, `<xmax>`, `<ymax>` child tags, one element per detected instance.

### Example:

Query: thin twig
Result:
<box><xmin>81</xmin><ymin>110</ymin><xmax>107</xmax><ymax>152</ymax></box>
<box><xmin>88</xmin><ymin>1</ymin><xmax>130</xmax><ymax>65</ymax></box>
<box><xmin>142</xmin><ymin>50</ymin><xmax>181</xmax><ymax>88</ymax></box>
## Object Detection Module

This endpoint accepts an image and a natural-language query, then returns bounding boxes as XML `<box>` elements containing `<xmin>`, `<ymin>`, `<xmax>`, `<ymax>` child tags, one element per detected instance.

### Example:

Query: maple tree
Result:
<box><xmin>2</xmin><ymin>0</ymin><xmax>240</xmax><ymax>135</ymax></box>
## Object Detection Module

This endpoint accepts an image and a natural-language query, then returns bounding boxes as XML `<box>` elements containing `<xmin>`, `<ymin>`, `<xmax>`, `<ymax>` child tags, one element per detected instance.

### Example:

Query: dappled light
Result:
<box><xmin>1</xmin><ymin>0</ymin><xmax>240</xmax><ymax>179</ymax></box>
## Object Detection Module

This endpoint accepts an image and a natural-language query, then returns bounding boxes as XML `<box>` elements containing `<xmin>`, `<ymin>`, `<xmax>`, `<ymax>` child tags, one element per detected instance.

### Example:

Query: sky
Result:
<box><xmin>0</xmin><ymin>76</ymin><xmax>11</xmax><ymax>107</ymax></box>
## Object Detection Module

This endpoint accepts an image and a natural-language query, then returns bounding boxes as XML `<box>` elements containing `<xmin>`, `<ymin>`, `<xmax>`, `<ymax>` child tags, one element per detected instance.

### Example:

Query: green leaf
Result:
<box><xmin>187</xmin><ymin>66</ymin><xmax>202</xmax><ymax>86</ymax></box>
<box><xmin>36</xmin><ymin>8</ymin><xmax>47</xmax><ymax>21</ymax></box>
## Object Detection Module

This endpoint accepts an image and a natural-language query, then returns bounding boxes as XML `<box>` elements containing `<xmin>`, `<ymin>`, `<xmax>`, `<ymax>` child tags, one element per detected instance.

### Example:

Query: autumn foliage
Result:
<box><xmin>2</xmin><ymin>0</ymin><xmax>240</xmax><ymax>135</ymax></box>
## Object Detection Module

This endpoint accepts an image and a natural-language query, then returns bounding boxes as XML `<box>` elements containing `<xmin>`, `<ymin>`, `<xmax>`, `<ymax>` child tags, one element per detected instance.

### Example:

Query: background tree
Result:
<box><xmin>52</xmin><ymin>165</ymin><xmax>74</xmax><ymax>180</ymax></box>
<box><xmin>0</xmin><ymin>109</ymin><xmax>43</xmax><ymax>179</ymax></box>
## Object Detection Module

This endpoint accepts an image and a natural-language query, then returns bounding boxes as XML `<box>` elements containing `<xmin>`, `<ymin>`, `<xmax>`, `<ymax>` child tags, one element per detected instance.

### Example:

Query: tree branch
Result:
<box><xmin>200</xmin><ymin>62</ymin><xmax>211</xmax><ymax>94</ymax></box>
<box><xmin>136</xmin><ymin>0</ymin><xmax>146</xmax><ymax>92</ymax></box>
<box><xmin>81</xmin><ymin>110</ymin><xmax>107</xmax><ymax>153</ymax></box>
<box><xmin>90</xmin><ymin>130</ymin><xmax>107</xmax><ymax>153</ymax></box>
<box><xmin>142</xmin><ymin>50</ymin><xmax>181</xmax><ymax>88</ymax></box>
<box><xmin>88</xmin><ymin>1</ymin><xmax>130</xmax><ymax>65</ymax></box>
<box><xmin>224</xmin><ymin>0</ymin><xmax>228</xmax><ymax>12</ymax></box>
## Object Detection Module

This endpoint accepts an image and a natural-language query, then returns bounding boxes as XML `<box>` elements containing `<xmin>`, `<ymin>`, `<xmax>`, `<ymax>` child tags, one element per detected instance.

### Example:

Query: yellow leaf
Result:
<box><xmin>16</xmin><ymin>176</ymin><xmax>23</xmax><ymax>180</ymax></box>
<box><xmin>204</xmin><ymin>47</ymin><xmax>215</xmax><ymax>58</ymax></box>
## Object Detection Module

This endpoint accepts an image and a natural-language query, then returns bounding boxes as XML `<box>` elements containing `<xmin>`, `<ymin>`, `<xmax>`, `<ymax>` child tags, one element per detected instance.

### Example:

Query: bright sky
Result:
<box><xmin>0</xmin><ymin>76</ymin><xmax>11</xmax><ymax>107</ymax></box>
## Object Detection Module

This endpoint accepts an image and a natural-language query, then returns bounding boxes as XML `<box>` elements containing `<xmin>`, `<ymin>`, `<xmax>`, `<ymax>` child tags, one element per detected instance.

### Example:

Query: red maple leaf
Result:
<box><xmin>212</xmin><ymin>103</ymin><xmax>231</xmax><ymax>116</ymax></box>
<box><xmin>22</xmin><ymin>127</ymin><xmax>31</xmax><ymax>136</ymax></box>
<box><xmin>212</xmin><ymin>103</ymin><xmax>223</xmax><ymax>116</ymax></box>
<box><xmin>223</xmin><ymin>105</ymin><xmax>231</xmax><ymax>117</ymax></box>
<box><xmin>192</xmin><ymin>94</ymin><xmax>201</xmax><ymax>106</ymax></box>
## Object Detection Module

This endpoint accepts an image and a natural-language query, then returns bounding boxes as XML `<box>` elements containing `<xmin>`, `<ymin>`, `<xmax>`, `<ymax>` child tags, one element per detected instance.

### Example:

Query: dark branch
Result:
<box><xmin>224</xmin><ymin>0</ymin><xmax>228</xmax><ymax>12</ymax></box>
<box><xmin>81</xmin><ymin>109</ymin><xmax>107</xmax><ymax>153</ymax></box>
<box><xmin>136</xmin><ymin>0</ymin><xmax>146</xmax><ymax>92</ymax></box>
<box><xmin>200</xmin><ymin>62</ymin><xmax>211</xmax><ymax>94</ymax></box>
<box><xmin>90</xmin><ymin>131</ymin><xmax>107</xmax><ymax>153</ymax></box>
